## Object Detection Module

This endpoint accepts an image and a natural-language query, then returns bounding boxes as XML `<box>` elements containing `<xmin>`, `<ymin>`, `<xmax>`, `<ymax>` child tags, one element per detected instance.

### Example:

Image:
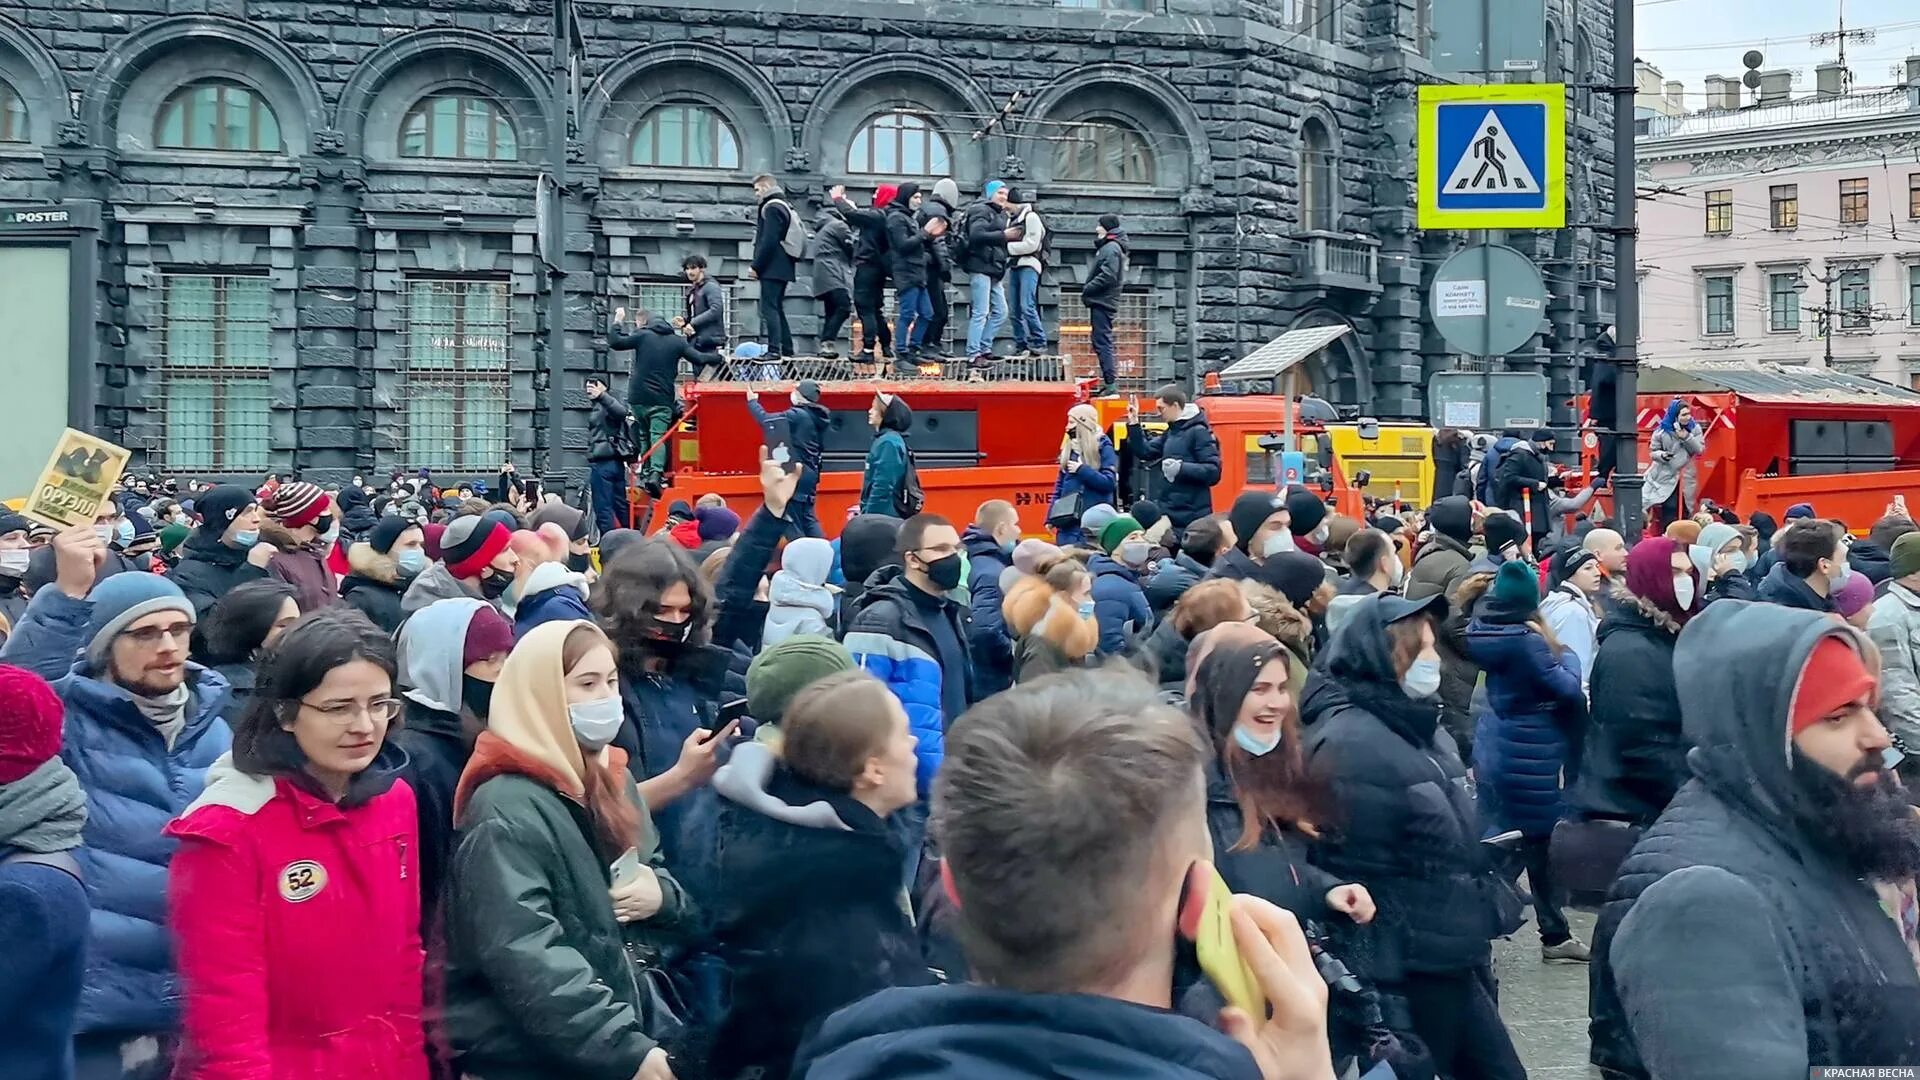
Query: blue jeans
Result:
<box><xmin>1009</xmin><ymin>266</ymin><xmax>1044</xmax><ymax>351</ymax></box>
<box><xmin>966</xmin><ymin>273</ymin><xmax>1008</xmax><ymax>357</ymax></box>
<box><xmin>895</xmin><ymin>286</ymin><xmax>932</xmax><ymax>349</ymax></box>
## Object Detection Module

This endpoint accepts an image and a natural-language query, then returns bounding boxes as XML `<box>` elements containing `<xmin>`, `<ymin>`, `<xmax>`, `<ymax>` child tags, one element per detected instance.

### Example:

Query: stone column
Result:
<box><xmin>295</xmin><ymin>131</ymin><xmax>368</xmax><ymax>486</ymax></box>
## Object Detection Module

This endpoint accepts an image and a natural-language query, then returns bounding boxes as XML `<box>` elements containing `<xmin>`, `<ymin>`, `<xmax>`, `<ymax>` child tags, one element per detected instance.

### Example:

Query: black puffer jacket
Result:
<box><xmin>954</xmin><ymin>200</ymin><xmax>1012</xmax><ymax>278</ymax></box>
<box><xmin>1302</xmin><ymin>596</ymin><xmax>1504</xmax><ymax>985</ymax></box>
<box><xmin>586</xmin><ymin>390</ymin><xmax>631</xmax><ymax>464</ymax></box>
<box><xmin>168</xmin><ymin>529</ymin><xmax>270</xmax><ymax>617</ymax></box>
<box><xmin>1205</xmin><ymin>759</ymin><xmax>1342</xmax><ymax>919</ymax></box>
<box><xmin>884</xmin><ymin>187</ymin><xmax>933</xmax><ymax>292</ymax></box>
<box><xmin>1589</xmin><ymin>603</ymin><xmax>1920</xmax><ymax>1077</ymax></box>
<box><xmin>751</xmin><ymin>190</ymin><xmax>798</xmax><ymax>283</ymax></box>
<box><xmin>338</xmin><ymin>541</ymin><xmax>410</xmax><ymax>635</ymax></box>
<box><xmin>1568</xmin><ymin>587</ymin><xmax>1686</xmax><ymax>825</ymax></box>
<box><xmin>1846</xmin><ymin>538</ymin><xmax>1892</xmax><ymax>585</ymax></box>
<box><xmin>836</xmin><ymin>198</ymin><xmax>891</xmax><ymax>269</ymax></box>
<box><xmin>1135</xmin><ymin>408</ymin><xmax>1223</xmax><ymax>529</ymax></box>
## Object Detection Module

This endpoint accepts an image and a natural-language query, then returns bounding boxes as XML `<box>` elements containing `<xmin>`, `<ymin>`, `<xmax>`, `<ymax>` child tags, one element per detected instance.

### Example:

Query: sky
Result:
<box><xmin>1635</xmin><ymin>0</ymin><xmax>1920</xmax><ymax>101</ymax></box>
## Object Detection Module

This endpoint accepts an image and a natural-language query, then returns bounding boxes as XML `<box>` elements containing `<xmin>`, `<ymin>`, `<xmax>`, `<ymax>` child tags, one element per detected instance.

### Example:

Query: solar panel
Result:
<box><xmin>1217</xmin><ymin>325</ymin><xmax>1353</xmax><ymax>381</ymax></box>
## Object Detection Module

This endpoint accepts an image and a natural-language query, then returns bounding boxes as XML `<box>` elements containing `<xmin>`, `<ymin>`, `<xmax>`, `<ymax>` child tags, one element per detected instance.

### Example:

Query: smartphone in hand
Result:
<box><xmin>765</xmin><ymin>415</ymin><xmax>798</xmax><ymax>474</ymax></box>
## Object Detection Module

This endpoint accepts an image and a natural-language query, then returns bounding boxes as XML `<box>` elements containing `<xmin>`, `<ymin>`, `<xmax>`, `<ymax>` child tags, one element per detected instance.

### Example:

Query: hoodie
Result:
<box><xmin>885</xmin><ymin>183</ymin><xmax>932</xmax><ymax>290</ymax></box>
<box><xmin>1591</xmin><ymin>604</ymin><xmax>1920</xmax><ymax>1076</ymax></box>
<box><xmin>764</xmin><ymin>537</ymin><xmax>837</xmax><ymax>648</ymax></box>
<box><xmin>710</xmin><ymin>742</ymin><xmax>927</xmax><ymax>1077</ymax></box>
<box><xmin>512</xmin><ymin>560</ymin><xmax>593</xmax><ymax>641</ymax></box>
<box><xmin>1081</xmin><ymin>229</ymin><xmax>1130</xmax><ymax>310</ymax></box>
<box><xmin>808</xmin><ymin>204</ymin><xmax>856</xmax><ymax>298</ymax></box>
<box><xmin>392</xmin><ymin>598</ymin><xmax>492</xmax><ymax>918</ymax></box>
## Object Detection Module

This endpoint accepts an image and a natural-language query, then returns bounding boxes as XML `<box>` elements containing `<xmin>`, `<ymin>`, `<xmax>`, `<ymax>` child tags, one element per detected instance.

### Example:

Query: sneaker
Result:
<box><xmin>921</xmin><ymin>345</ymin><xmax>950</xmax><ymax>360</ymax></box>
<box><xmin>643</xmin><ymin>477</ymin><xmax>664</xmax><ymax>499</ymax></box>
<box><xmin>818</xmin><ymin>342</ymin><xmax>840</xmax><ymax>360</ymax></box>
<box><xmin>892</xmin><ymin>359</ymin><xmax>924</xmax><ymax>378</ymax></box>
<box><xmin>968</xmin><ymin>352</ymin><xmax>996</xmax><ymax>368</ymax></box>
<box><xmin>1093</xmin><ymin>382</ymin><xmax>1120</xmax><ymax>398</ymax></box>
<box><xmin>1541</xmin><ymin>937</ymin><xmax>1591</xmax><ymax>964</ymax></box>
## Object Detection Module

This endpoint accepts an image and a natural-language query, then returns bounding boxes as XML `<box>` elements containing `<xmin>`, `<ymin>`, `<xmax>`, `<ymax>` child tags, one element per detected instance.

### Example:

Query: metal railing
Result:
<box><xmin>1292</xmin><ymin>231</ymin><xmax>1381</xmax><ymax>287</ymax></box>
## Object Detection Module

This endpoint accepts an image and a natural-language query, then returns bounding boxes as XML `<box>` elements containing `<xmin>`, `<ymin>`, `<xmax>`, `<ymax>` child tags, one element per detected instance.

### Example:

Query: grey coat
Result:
<box><xmin>1642</xmin><ymin>424</ymin><xmax>1704</xmax><ymax>509</ymax></box>
<box><xmin>807</xmin><ymin>207</ymin><xmax>855</xmax><ymax>298</ymax></box>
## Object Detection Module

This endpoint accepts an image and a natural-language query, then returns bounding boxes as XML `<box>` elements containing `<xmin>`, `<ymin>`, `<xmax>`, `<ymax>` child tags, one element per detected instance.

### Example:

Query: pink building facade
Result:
<box><xmin>1637</xmin><ymin>86</ymin><xmax>1920</xmax><ymax>389</ymax></box>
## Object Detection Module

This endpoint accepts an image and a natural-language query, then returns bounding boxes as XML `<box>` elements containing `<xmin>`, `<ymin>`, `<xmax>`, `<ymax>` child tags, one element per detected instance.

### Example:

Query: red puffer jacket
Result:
<box><xmin>165</xmin><ymin>752</ymin><xmax>427</xmax><ymax>1080</ymax></box>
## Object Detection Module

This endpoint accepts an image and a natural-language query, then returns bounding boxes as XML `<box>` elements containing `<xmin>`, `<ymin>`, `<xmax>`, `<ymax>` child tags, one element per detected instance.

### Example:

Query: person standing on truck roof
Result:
<box><xmin>1642</xmin><ymin>399</ymin><xmax>1704</xmax><ymax>530</ymax></box>
<box><xmin>609</xmin><ymin>306</ymin><xmax>721</xmax><ymax>498</ymax></box>
<box><xmin>1129</xmin><ymin>385</ymin><xmax>1221</xmax><ymax>533</ymax></box>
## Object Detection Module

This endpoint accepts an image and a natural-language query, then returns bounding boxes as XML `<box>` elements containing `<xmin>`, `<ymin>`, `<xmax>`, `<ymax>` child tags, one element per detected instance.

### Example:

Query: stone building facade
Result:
<box><xmin>0</xmin><ymin>0</ymin><xmax>1614</xmax><ymax>487</ymax></box>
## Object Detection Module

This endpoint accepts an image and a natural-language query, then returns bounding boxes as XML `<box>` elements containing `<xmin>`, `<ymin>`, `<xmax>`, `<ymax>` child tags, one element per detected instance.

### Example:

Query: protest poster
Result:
<box><xmin>23</xmin><ymin>428</ymin><xmax>131</xmax><ymax>529</ymax></box>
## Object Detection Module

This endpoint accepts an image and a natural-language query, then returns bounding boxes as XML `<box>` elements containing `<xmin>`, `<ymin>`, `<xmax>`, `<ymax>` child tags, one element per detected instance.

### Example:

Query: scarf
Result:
<box><xmin>130</xmin><ymin>683</ymin><xmax>191</xmax><ymax>749</ymax></box>
<box><xmin>0</xmin><ymin>758</ymin><xmax>87</xmax><ymax>853</ymax></box>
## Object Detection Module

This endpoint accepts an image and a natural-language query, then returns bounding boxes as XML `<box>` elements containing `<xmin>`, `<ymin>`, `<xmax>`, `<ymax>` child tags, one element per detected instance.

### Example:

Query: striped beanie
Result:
<box><xmin>262</xmin><ymin>482</ymin><xmax>331</xmax><ymax>529</ymax></box>
<box><xmin>441</xmin><ymin>515</ymin><xmax>511</xmax><ymax>580</ymax></box>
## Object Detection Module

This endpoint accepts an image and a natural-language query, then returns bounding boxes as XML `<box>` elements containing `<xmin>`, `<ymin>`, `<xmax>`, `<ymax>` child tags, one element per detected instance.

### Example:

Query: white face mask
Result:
<box><xmin>1233</xmin><ymin>724</ymin><xmax>1282</xmax><ymax>757</ymax></box>
<box><xmin>0</xmin><ymin>549</ymin><xmax>27</xmax><ymax>575</ymax></box>
<box><xmin>94</xmin><ymin>525</ymin><xmax>116</xmax><ymax>547</ymax></box>
<box><xmin>320</xmin><ymin>522</ymin><xmax>340</xmax><ymax>543</ymax></box>
<box><xmin>1400</xmin><ymin>657</ymin><xmax>1442</xmax><ymax>699</ymax></box>
<box><xmin>567</xmin><ymin>696</ymin><xmax>626</xmax><ymax>751</ymax></box>
<box><xmin>1262</xmin><ymin>531</ymin><xmax>1296</xmax><ymax>558</ymax></box>
<box><xmin>1672</xmin><ymin>574</ymin><xmax>1695</xmax><ymax>610</ymax></box>
<box><xmin>1830</xmin><ymin>557</ymin><xmax>1853</xmax><ymax>589</ymax></box>
<box><xmin>1385</xmin><ymin>555</ymin><xmax>1405</xmax><ymax>589</ymax></box>
<box><xmin>1311</xmin><ymin>523</ymin><xmax>1330</xmax><ymax>545</ymax></box>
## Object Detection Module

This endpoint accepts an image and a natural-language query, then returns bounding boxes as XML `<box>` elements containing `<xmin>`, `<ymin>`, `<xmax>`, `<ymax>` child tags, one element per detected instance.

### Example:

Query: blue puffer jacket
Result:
<box><xmin>1462</xmin><ymin>618</ymin><xmax>1585</xmax><ymax>838</ymax></box>
<box><xmin>1049</xmin><ymin>435</ymin><xmax>1117</xmax><ymax>547</ymax></box>
<box><xmin>843</xmin><ymin>567</ymin><xmax>966</xmax><ymax>797</ymax></box>
<box><xmin>0</xmin><ymin>588</ymin><xmax>233</xmax><ymax>1035</ymax></box>
<box><xmin>1088</xmin><ymin>555</ymin><xmax>1152</xmax><ymax>656</ymax></box>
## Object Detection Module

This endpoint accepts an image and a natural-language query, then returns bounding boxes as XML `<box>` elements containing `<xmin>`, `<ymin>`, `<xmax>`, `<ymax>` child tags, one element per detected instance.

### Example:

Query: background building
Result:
<box><xmin>0</xmin><ymin>0</ymin><xmax>1613</xmax><ymax>489</ymax></box>
<box><xmin>1638</xmin><ymin>60</ymin><xmax>1920</xmax><ymax>388</ymax></box>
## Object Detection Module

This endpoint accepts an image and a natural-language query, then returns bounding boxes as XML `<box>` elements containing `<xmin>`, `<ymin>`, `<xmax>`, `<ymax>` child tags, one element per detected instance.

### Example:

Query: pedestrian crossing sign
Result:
<box><xmin>1417</xmin><ymin>83</ymin><xmax>1566</xmax><ymax>230</ymax></box>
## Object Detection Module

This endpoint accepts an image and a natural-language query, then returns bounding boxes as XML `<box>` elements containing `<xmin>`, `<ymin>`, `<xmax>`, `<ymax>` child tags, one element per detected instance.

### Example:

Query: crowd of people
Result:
<box><xmin>601</xmin><ymin>175</ymin><xmax>1129</xmax><ymax>394</ymax></box>
<box><xmin>2</xmin><ymin>385</ymin><xmax>1919</xmax><ymax>1080</ymax></box>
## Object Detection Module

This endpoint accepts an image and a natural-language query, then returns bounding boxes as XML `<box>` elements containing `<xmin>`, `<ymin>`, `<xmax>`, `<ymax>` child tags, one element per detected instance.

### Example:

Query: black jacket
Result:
<box><xmin>609</xmin><ymin>318</ymin><xmax>718</xmax><ymax>406</ymax></box>
<box><xmin>1848</xmin><ymin>539</ymin><xmax>1893</xmax><ymax>585</ymax></box>
<box><xmin>1568</xmin><ymin>588</ymin><xmax>1686</xmax><ymax>825</ymax></box>
<box><xmin>1145</xmin><ymin>552</ymin><xmax>1208</xmax><ymax>615</ymax></box>
<box><xmin>958</xmin><ymin>527</ymin><xmax>1014</xmax><ymax>700</ymax></box>
<box><xmin>752</xmin><ymin>191</ymin><xmax>798</xmax><ymax>282</ymax></box>
<box><xmin>167</xmin><ymin>529</ymin><xmax>270</xmax><ymax>617</ymax></box>
<box><xmin>1589</xmin><ymin>602</ymin><xmax>1920</xmax><ymax>1077</ymax></box>
<box><xmin>1430</xmin><ymin>436</ymin><xmax>1470</xmax><ymax>503</ymax></box>
<box><xmin>1702</xmin><ymin>569</ymin><xmax>1757</xmax><ymax>605</ymax></box>
<box><xmin>746</xmin><ymin>397</ymin><xmax>830</xmax><ymax>503</ymax></box>
<box><xmin>885</xmin><ymin>204</ymin><xmax>931</xmax><ymax>291</ymax></box>
<box><xmin>955</xmin><ymin>200</ymin><xmax>1013</xmax><ymax>279</ymax></box>
<box><xmin>1757</xmin><ymin>561</ymin><xmax>1835</xmax><ymax>613</ymax></box>
<box><xmin>1492</xmin><ymin>441</ymin><xmax>1551</xmax><ymax>537</ymax></box>
<box><xmin>837</xmin><ymin>198</ymin><xmax>891</xmax><ymax>270</ymax></box>
<box><xmin>586</xmin><ymin>389</ymin><xmax>631</xmax><ymax>463</ymax></box>
<box><xmin>1081</xmin><ymin>231</ymin><xmax>1129</xmax><ymax>310</ymax></box>
<box><xmin>1136</xmin><ymin>408</ymin><xmax>1223</xmax><ymax>528</ymax></box>
<box><xmin>338</xmin><ymin>541</ymin><xmax>411</xmax><ymax>636</ymax></box>
<box><xmin>1301</xmin><ymin>595</ymin><xmax>1504</xmax><ymax>985</ymax></box>
<box><xmin>687</xmin><ymin>277</ymin><xmax>726</xmax><ymax>348</ymax></box>
<box><xmin>710</xmin><ymin>744</ymin><xmax>930</xmax><ymax>1078</ymax></box>
<box><xmin>390</xmin><ymin>699</ymin><xmax>470</xmax><ymax>928</ymax></box>
<box><xmin>1205</xmin><ymin>759</ymin><xmax>1342</xmax><ymax>919</ymax></box>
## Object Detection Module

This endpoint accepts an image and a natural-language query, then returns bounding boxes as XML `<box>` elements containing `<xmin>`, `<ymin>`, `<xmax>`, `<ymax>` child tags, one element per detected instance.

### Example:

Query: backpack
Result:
<box><xmin>767</xmin><ymin>199</ymin><xmax>807</xmax><ymax>259</ymax></box>
<box><xmin>894</xmin><ymin>444</ymin><xmax>926</xmax><ymax>518</ymax></box>
<box><xmin>1034</xmin><ymin>211</ymin><xmax>1055</xmax><ymax>267</ymax></box>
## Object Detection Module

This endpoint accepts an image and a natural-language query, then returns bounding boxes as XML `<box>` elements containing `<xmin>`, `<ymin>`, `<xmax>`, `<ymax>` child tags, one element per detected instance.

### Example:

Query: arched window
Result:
<box><xmin>1053</xmin><ymin>119</ymin><xmax>1156</xmax><ymax>185</ymax></box>
<box><xmin>632</xmin><ymin>103</ymin><xmax>740</xmax><ymax>169</ymax></box>
<box><xmin>399</xmin><ymin>94</ymin><xmax>518</xmax><ymax>161</ymax></box>
<box><xmin>1574</xmin><ymin>31</ymin><xmax>1594</xmax><ymax>114</ymax></box>
<box><xmin>1300</xmin><ymin>118</ymin><xmax>1335</xmax><ymax>231</ymax></box>
<box><xmin>0</xmin><ymin>81</ymin><xmax>24</xmax><ymax>143</ymax></box>
<box><xmin>1544</xmin><ymin>21</ymin><xmax>1563</xmax><ymax>82</ymax></box>
<box><xmin>155</xmin><ymin>81</ymin><xmax>283</xmax><ymax>153</ymax></box>
<box><xmin>848</xmin><ymin>111</ymin><xmax>951</xmax><ymax>177</ymax></box>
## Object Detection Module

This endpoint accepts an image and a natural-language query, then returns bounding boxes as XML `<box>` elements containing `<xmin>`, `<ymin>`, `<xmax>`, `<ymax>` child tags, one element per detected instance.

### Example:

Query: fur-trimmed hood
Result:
<box><xmin>1607</xmin><ymin>581</ymin><xmax>1683</xmax><ymax>636</ymax></box>
<box><xmin>346</xmin><ymin>540</ymin><xmax>401</xmax><ymax>585</ymax></box>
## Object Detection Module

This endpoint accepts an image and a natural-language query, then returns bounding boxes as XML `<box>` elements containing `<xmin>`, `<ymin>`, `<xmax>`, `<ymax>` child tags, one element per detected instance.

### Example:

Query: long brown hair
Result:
<box><xmin>1191</xmin><ymin>640</ymin><xmax>1325</xmax><ymax>848</ymax></box>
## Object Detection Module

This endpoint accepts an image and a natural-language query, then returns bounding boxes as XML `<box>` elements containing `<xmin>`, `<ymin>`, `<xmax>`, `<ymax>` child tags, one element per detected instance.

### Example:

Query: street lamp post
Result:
<box><xmin>1794</xmin><ymin>271</ymin><xmax>1838</xmax><ymax>367</ymax></box>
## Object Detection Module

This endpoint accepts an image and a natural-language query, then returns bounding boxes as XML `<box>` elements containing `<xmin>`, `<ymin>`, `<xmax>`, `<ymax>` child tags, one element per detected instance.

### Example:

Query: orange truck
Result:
<box><xmin>1579</xmin><ymin>362</ymin><xmax>1920</xmax><ymax>531</ymax></box>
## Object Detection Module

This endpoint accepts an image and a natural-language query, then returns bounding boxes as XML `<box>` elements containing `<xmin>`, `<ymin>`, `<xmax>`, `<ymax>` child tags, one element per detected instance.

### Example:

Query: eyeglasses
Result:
<box><xmin>121</xmin><ymin>622</ymin><xmax>194</xmax><ymax>647</ymax></box>
<box><xmin>298</xmin><ymin>698</ymin><xmax>402</xmax><ymax>726</ymax></box>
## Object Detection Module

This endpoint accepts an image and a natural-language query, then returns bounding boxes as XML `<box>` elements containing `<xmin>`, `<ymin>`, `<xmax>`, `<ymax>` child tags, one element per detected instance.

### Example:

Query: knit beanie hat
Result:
<box><xmin>0</xmin><ymin>664</ymin><xmax>64</xmax><ymax>784</ymax></box>
<box><xmin>422</xmin><ymin>522</ymin><xmax>447</xmax><ymax>561</ymax></box>
<box><xmin>598</xmin><ymin>528</ymin><xmax>645</xmax><ymax>565</ymax></box>
<box><xmin>1482</xmin><ymin>559</ymin><xmax>1542</xmax><ymax>624</ymax></box>
<box><xmin>1482</xmin><ymin>510</ymin><xmax>1527</xmax><ymax>556</ymax></box>
<box><xmin>158</xmin><ymin>521</ymin><xmax>190</xmax><ymax>554</ymax></box>
<box><xmin>1428</xmin><ymin>495</ymin><xmax>1473</xmax><ymax>545</ymax></box>
<box><xmin>462</xmin><ymin>605</ymin><xmax>515</xmax><ymax>666</ymax></box>
<box><xmin>1130</xmin><ymin>499</ymin><xmax>1165</xmax><ymax>531</ymax></box>
<box><xmin>194</xmin><ymin>484</ymin><xmax>257</xmax><ymax>535</ymax></box>
<box><xmin>531</xmin><ymin>502</ymin><xmax>589</xmax><ymax>542</ymax></box>
<box><xmin>1080</xmin><ymin>503</ymin><xmax>1120</xmax><ymax>540</ymax></box>
<box><xmin>696</xmin><ymin>506</ymin><xmax>741</xmax><ymax>542</ymax></box>
<box><xmin>1011</xmin><ymin>538</ymin><xmax>1063</xmax><ymax>576</ymax></box>
<box><xmin>1099</xmin><ymin>515</ymin><xmax>1142</xmax><ymax>555</ymax></box>
<box><xmin>1229</xmin><ymin>491</ymin><xmax>1285</xmax><ymax>554</ymax></box>
<box><xmin>1663</xmin><ymin>519</ymin><xmax>1702</xmax><ymax>546</ymax></box>
<box><xmin>1285</xmin><ymin>489</ymin><xmax>1327</xmax><ymax>537</ymax></box>
<box><xmin>1254</xmin><ymin>551</ymin><xmax>1327</xmax><ymax>606</ymax></box>
<box><xmin>794</xmin><ymin>379</ymin><xmax>823</xmax><ymax>404</ymax></box>
<box><xmin>1790</xmin><ymin>636</ymin><xmax>1875</xmax><ymax>736</ymax></box>
<box><xmin>1893</xmin><ymin>532</ymin><xmax>1920</xmax><ymax>580</ymax></box>
<box><xmin>263</xmin><ymin>481</ymin><xmax>331</xmax><ymax>529</ymax></box>
<box><xmin>369</xmin><ymin>515</ymin><xmax>415</xmax><ymax>555</ymax></box>
<box><xmin>441</xmin><ymin>515</ymin><xmax>511</xmax><ymax>580</ymax></box>
<box><xmin>84</xmin><ymin>573</ymin><xmax>194</xmax><ymax>672</ymax></box>
<box><xmin>0</xmin><ymin>512</ymin><xmax>30</xmax><ymax>538</ymax></box>
<box><xmin>1833</xmin><ymin>571</ymin><xmax>1875</xmax><ymax>620</ymax></box>
<box><xmin>747</xmin><ymin>634</ymin><xmax>855</xmax><ymax>724</ymax></box>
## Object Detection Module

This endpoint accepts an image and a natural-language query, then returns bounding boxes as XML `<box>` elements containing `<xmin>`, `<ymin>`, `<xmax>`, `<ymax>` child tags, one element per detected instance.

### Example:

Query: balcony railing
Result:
<box><xmin>1291</xmin><ymin>231</ymin><xmax>1382</xmax><ymax>292</ymax></box>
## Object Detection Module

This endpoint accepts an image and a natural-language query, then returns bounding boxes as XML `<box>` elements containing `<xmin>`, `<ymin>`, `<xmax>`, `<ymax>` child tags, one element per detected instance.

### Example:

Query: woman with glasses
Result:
<box><xmin>443</xmin><ymin>619</ymin><xmax>692</xmax><ymax>1080</ymax></box>
<box><xmin>165</xmin><ymin>606</ymin><xmax>427</xmax><ymax>1078</ymax></box>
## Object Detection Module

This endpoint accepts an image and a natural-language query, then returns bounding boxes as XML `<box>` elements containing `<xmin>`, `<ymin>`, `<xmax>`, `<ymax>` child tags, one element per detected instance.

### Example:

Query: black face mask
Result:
<box><xmin>479</xmin><ymin>570</ymin><xmax>512</xmax><ymax>600</ymax></box>
<box><xmin>639</xmin><ymin>614</ymin><xmax>694</xmax><ymax>655</ymax></box>
<box><xmin>920</xmin><ymin>552</ymin><xmax>964</xmax><ymax>592</ymax></box>
<box><xmin>568</xmin><ymin>551</ymin><xmax>592</xmax><ymax>574</ymax></box>
<box><xmin>462</xmin><ymin>674</ymin><xmax>496</xmax><ymax>719</ymax></box>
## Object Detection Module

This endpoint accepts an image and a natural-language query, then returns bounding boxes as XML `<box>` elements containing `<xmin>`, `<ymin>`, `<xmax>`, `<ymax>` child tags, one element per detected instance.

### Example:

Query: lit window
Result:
<box><xmin>1704</xmin><ymin>189</ymin><xmax>1732</xmax><ymax>235</ymax></box>
<box><xmin>1703</xmin><ymin>275</ymin><xmax>1734</xmax><ymax>336</ymax></box>
<box><xmin>155</xmin><ymin>82</ymin><xmax>282</xmax><ymax>153</ymax></box>
<box><xmin>1908</xmin><ymin>173</ymin><xmax>1920</xmax><ymax>220</ymax></box>
<box><xmin>1053</xmin><ymin>120</ymin><xmax>1156</xmax><ymax>185</ymax></box>
<box><xmin>1770</xmin><ymin>185</ymin><xmax>1798</xmax><ymax>229</ymax></box>
<box><xmin>400</xmin><ymin>95</ymin><xmax>518</xmax><ymax>161</ymax></box>
<box><xmin>158</xmin><ymin>274</ymin><xmax>273</xmax><ymax>470</ymax></box>
<box><xmin>1840</xmin><ymin>178</ymin><xmax>1869</xmax><ymax>225</ymax></box>
<box><xmin>0</xmin><ymin>81</ymin><xmax>25</xmax><ymax>143</ymax></box>
<box><xmin>848</xmin><ymin>112</ymin><xmax>951</xmax><ymax>177</ymax></box>
<box><xmin>632</xmin><ymin>103</ymin><xmax>740</xmax><ymax>170</ymax></box>
<box><xmin>403</xmin><ymin>280</ymin><xmax>510</xmax><ymax>468</ymax></box>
